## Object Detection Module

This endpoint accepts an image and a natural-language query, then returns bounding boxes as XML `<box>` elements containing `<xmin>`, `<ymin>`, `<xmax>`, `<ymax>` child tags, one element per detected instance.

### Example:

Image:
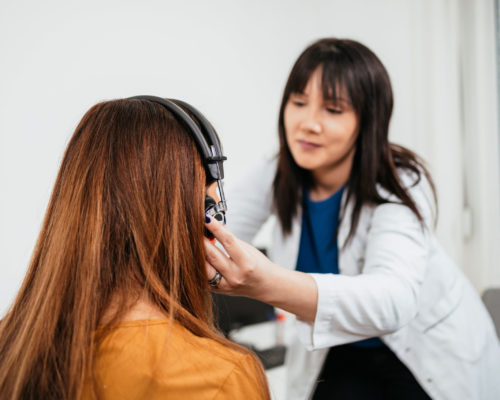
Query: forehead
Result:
<box><xmin>292</xmin><ymin>65</ymin><xmax>349</xmax><ymax>102</ymax></box>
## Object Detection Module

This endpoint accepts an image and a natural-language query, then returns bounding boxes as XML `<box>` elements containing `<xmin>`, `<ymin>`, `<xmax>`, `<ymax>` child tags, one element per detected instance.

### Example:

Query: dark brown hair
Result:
<box><xmin>273</xmin><ymin>38</ymin><xmax>436</xmax><ymax>243</ymax></box>
<box><xmin>0</xmin><ymin>99</ymin><xmax>269</xmax><ymax>399</ymax></box>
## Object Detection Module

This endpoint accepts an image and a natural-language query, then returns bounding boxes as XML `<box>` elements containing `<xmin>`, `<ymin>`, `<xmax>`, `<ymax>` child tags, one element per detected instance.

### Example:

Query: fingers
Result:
<box><xmin>204</xmin><ymin>238</ymin><xmax>230</xmax><ymax>275</ymax></box>
<box><xmin>204</xmin><ymin>239</ymin><xmax>232</xmax><ymax>292</ymax></box>
<box><xmin>204</xmin><ymin>216</ymin><xmax>246</xmax><ymax>263</ymax></box>
<box><xmin>205</xmin><ymin>259</ymin><xmax>218</xmax><ymax>281</ymax></box>
<box><xmin>204</xmin><ymin>216</ymin><xmax>234</xmax><ymax>245</ymax></box>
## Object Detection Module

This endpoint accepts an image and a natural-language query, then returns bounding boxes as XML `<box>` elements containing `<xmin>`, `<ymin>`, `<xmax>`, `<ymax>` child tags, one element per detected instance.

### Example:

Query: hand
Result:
<box><xmin>204</xmin><ymin>215</ymin><xmax>318</xmax><ymax>322</ymax></box>
<box><xmin>204</xmin><ymin>216</ymin><xmax>274</xmax><ymax>298</ymax></box>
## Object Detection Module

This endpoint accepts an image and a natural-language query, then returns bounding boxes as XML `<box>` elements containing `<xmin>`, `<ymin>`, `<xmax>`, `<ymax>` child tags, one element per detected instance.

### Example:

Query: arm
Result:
<box><xmin>206</xmin><ymin>199</ymin><xmax>429</xmax><ymax>346</ymax></box>
<box><xmin>207</xmin><ymin>176</ymin><xmax>434</xmax><ymax>348</ymax></box>
<box><xmin>304</xmin><ymin>173</ymin><xmax>436</xmax><ymax>345</ymax></box>
<box><xmin>304</xmin><ymin>200</ymin><xmax>430</xmax><ymax>348</ymax></box>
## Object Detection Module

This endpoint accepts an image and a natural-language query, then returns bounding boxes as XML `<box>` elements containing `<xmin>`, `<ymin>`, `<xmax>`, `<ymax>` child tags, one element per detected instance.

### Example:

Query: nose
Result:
<box><xmin>300</xmin><ymin>108</ymin><xmax>322</xmax><ymax>134</ymax></box>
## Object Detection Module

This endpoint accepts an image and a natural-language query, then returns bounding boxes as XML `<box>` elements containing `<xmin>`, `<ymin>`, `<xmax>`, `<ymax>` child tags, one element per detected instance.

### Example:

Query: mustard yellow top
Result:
<box><xmin>84</xmin><ymin>319</ymin><xmax>264</xmax><ymax>399</ymax></box>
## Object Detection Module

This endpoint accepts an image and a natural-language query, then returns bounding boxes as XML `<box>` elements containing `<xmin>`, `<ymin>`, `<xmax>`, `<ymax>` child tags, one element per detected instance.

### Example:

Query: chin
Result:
<box><xmin>291</xmin><ymin>147</ymin><xmax>323</xmax><ymax>167</ymax></box>
<box><xmin>293</xmin><ymin>158</ymin><xmax>319</xmax><ymax>171</ymax></box>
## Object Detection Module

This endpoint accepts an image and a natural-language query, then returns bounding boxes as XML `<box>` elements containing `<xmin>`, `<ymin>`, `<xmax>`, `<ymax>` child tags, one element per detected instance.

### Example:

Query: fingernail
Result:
<box><xmin>205</xmin><ymin>215</ymin><xmax>211</xmax><ymax>223</ymax></box>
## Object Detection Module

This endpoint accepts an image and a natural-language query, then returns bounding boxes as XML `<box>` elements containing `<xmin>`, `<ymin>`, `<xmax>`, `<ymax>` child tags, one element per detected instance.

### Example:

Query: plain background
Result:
<box><xmin>1</xmin><ymin>0</ymin><xmax>499</xmax><ymax>317</ymax></box>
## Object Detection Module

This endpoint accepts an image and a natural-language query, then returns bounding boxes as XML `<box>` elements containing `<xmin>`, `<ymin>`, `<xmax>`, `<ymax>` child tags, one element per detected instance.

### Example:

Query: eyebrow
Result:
<box><xmin>290</xmin><ymin>92</ymin><xmax>351</xmax><ymax>106</ymax></box>
<box><xmin>325</xmin><ymin>97</ymin><xmax>351</xmax><ymax>105</ymax></box>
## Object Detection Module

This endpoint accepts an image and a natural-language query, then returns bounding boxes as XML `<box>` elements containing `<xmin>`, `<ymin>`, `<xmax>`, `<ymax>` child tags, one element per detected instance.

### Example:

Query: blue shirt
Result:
<box><xmin>296</xmin><ymin>188</ymin><xmax>343</xmax><ymax>275</ymax></box>
<box><xmin>296</xmin><ymin>187</ymin><xmax>384</xmax><ymax>348</ymax></box>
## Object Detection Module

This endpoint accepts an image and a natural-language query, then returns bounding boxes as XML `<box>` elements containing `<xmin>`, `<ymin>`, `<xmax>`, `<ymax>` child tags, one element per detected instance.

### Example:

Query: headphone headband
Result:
<box><xmin>128</xmin><ymin>95</ymin><xmax>227</xmax><ymax>181</ymax></box>
<box><xmin>127</xmin><ymin>95</ymin><xmax>228</xmax><ymax>218</ymax></box>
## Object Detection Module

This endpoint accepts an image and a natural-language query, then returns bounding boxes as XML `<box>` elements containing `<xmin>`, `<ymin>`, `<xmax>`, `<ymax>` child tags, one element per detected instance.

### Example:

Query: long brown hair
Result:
<box><xmin>0</xmin><ymin>98</ymin><xmax>269</xmax><ymax>399</ymax></box>
<box><xmin>273</xmin><ymin>38</ymin><xmax>436</xmax><ymax>243</ymax></box>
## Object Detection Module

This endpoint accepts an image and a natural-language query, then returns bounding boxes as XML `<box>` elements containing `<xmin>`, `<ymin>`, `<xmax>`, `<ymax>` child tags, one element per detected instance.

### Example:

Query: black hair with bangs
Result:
<box><xmin>272</xmin><ymin>38</ymin><xmax>436</xmax><ymax>245</ymax></box>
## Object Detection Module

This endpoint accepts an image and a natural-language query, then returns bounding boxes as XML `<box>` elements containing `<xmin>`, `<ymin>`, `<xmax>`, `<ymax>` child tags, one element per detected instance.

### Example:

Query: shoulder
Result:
<box><xmin>212</xmin><ymin>352</ymin><xmax>266</xmax><ymax>399</ymax></box>
<box><xmin>373</xmin><ymin>166</ymin><xmax>435</xmax><ymax>227</ymax></box>
<box><xmin>376</xmin><ymin>167</ymin><xmax>433</xmax><ymax>202</ymax></box>
<box><xmin>92</xmin><ymin>320</ymin><xmax>263</xmax><ymax>399</ymax></box>
<box><xmin>171</xmin><ymin>324</ymin><xmax>263</xmax><ymax>398</ymax></box>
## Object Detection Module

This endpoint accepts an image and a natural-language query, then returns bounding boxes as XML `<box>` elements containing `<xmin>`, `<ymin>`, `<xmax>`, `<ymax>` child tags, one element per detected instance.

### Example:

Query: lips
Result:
<box><xmin>297</xmin><ymin>139</ymin><xmax>321</xmax><ymax>151</ymax></box>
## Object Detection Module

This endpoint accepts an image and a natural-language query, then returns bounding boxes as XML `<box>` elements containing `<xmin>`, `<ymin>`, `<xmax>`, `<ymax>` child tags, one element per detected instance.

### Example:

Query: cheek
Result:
<box><xmin>283</xmin><ymin>105</ymin><xmax>295</xmax><ymax>136</ymax></box>
<box><xmin>284</xmin><ymin>109</ymin><xmax>300</xmax><ymax>153</ymax></box>
<box><xmin>344</xmin><ymin>121</ymin><xmax>359</xmax><ymax>147</ymax></box>
<box><xmin>206</xmin><ymin>183</ymin><xmax>219</xmax><ymax>202</ymax></box>
<box><xmin>326</xmin><ymin>117</ymin><xmax>358</xmax><ymax>145</ymax></box>
<box><xmin>322</xmin><ymin>129</ymin><xmax>357</xmax><ymax>158</ymax></box>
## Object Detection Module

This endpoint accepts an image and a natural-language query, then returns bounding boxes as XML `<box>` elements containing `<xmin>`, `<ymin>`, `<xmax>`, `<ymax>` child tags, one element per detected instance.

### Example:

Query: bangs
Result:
<box><xmin>321</xmin><ymin>61</ymin><xmax>353</xmax><ymax>105</ymax></box>
<box><xmin>286</xmin><ymin>58</ymin><xmax>355</xmax><ymax>107</ymax></box>
<box><xmin>286</xmin><ymin>59</ymin><xmax>317</xmax><ymax>96</ymax></box>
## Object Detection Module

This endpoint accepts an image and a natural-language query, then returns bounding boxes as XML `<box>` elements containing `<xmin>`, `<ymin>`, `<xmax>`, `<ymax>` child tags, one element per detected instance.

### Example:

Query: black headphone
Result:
<box><xmin>128</xmin><ymin>95</ymin><xmax>228</xmax><ymax>237</ymax></box>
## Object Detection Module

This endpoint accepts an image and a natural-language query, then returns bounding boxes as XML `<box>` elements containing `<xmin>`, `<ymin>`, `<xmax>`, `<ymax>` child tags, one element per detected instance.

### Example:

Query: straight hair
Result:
<box><xmin>273</xmin><ymin>38</ymin><xmax>436</xmax><ymax>244</ymax></box>
<box><xmin>0</xmin><ymin>99</ymin><xmax>269</xmax><ymax>399</ymax></box>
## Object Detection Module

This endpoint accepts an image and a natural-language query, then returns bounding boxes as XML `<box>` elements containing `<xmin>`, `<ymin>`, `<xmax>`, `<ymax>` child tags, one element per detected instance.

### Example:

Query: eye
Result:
<box><xmin>326</xmin><ymin>107</ymin><xmax>342</xmax><ymax>114</ymax></box>
<box><xmin>289</xmin><ymin>94</ymin><xmax>306</xmax><ymax>107</ymax></box>
<box><xmin>292</xmin><ymin>100</ymin><xmax>306</xmax><ymax>107</ymax></box>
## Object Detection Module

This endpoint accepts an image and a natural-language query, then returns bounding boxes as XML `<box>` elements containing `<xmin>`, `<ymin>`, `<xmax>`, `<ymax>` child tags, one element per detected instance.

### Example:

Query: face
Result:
<box><xmin>284</xmin><ymin>67</ymin><xmax>359</xmax><ymax>179</ymax></box>
<box><xmin>206</xmin><ymin>181</ymin><xmax>219</xmax><ymax>202</ymax></box>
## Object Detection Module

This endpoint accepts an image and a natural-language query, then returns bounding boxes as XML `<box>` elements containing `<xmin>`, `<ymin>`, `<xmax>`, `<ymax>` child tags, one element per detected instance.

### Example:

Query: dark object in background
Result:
<box><xmin>212</xmin><ymin>293</ymin><xmax>276</xmax><ymax>336</ymax></box>
<box><xmin>211</xmin><ymin>293</ymin><xmax>287</xmax><ymax>369</ymax></box>
<box><xmin>211</xmin><ymin>247</ymin><xmax>275</xmax><ymax>336</ymax></box>
<box><xmin>251</xmin><ymin>344</ymin><xmax>287</xmax><ymax>370</ymax></box>
<box><xmin>211</xmin><ymin>247</ymin><xmax>287</xmax><ymax>370</ymax></box>
<box><xmin>482</xmin><ymin>288</ymin><xmax>500</xmax><ymax>339</ymax></box>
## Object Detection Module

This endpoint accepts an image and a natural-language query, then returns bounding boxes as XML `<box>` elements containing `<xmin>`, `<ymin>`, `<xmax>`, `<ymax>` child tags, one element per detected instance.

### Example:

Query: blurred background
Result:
<box><xmin>0</xmin><ymin>0</ymin><xmax>499</xmax><ymax>317</ymax></box>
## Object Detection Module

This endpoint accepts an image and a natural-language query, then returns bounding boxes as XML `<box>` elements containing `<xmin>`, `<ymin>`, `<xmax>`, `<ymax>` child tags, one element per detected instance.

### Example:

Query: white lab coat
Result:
<box><xmin>225</xmin><ymin>157</ymin><xmax>500</xmax><ymax>400</ymax></box>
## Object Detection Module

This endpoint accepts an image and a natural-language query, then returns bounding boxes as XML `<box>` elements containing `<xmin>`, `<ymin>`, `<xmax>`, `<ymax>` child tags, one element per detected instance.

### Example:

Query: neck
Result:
<box><xmin>100</xmin><ymin>292</ymin><xmax>167</xmax><ymax>325</ymax></box>
<box><xmin>309</xmin><ymin>149</ymin><xmax>354</xmax><ymax>201</ymax></box>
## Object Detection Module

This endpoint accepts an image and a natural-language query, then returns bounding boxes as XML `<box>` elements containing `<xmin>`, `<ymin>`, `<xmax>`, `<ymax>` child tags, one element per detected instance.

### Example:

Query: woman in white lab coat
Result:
<box><xmin>204</xmin><ymin>38</ymin><xmax>500</xmax><ymax>399</ymax></box>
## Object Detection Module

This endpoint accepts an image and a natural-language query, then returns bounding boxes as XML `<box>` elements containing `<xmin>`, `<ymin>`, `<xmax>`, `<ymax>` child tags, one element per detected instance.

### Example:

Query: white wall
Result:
<box><xmin>1</xmin><ymin>0</ymin><xmax>498</xmax><ymax>316</ymax></box>
<box><xmin>458</xmin><ymin>0</ymin><xmax>500</xmax><ymax>292</ymax></box>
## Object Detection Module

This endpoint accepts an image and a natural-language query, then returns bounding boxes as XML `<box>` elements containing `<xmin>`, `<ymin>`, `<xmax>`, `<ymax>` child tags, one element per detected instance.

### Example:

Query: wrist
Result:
<box><xmin>254</xmin><ymin>260</ymin><xmax>281</xmax><ymax>304</ymax></box>
<box><xmin>259</xmin><ymin>267</ymin><xmax>318</xmax><ymax>323</ymax></box>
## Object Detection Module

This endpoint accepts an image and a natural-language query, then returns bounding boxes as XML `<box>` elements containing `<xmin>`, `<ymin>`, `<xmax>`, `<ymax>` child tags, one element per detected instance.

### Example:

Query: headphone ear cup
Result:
<box><xmin>204</xmin><ymin>195</ymin><xmax>226</xmax><ymax>240</ymax></box>
<box><xmin>204</xmin><ymin>195</ymin><xmax>216</xmax><ymax>213</ymax></box>
<box><xmin>205</xmin><ymin>196</ymin><xmax>226</xmax><ymax>223</ymax></box>
<box><xmin>204</xmin><ymin>195</ymin><xmax>217</xmax><ymax>240</ymax></box>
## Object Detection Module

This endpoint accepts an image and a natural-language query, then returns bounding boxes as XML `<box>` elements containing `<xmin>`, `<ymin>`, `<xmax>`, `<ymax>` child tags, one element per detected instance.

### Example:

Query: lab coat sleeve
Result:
<box><xmin>296</xmin><ymin>178</ymin><xmax>434</xmax><ymax>349</ymax></box>
<box><xmin>225</xmin><ymin>156</ymin><xmax>276</xmax><ymax>243</ymax></box>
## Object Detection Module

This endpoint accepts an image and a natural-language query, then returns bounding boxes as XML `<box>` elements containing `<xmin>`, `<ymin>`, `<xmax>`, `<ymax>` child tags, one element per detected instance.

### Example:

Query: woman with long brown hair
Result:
<box><xmin>204</xmin><ymin>38</ymin><xmax>500</xmax><ymax>399</ymax></box>
<box><xmin>0</xmin><ymin>97</ymin><xmax>269</xmax><ymax>399</ymax></box>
